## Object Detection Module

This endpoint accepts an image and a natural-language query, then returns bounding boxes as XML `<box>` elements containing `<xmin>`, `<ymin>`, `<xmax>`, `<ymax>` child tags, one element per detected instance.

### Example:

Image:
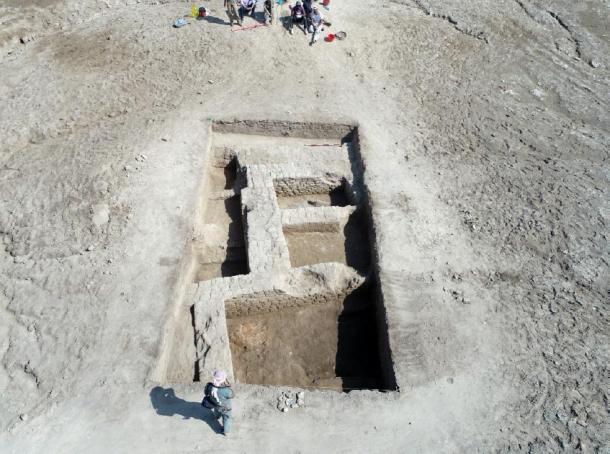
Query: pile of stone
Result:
<box><xmin>277</xmin><ymin>391</ymin><xmax>305</xmax><ymax>413</ymax></box>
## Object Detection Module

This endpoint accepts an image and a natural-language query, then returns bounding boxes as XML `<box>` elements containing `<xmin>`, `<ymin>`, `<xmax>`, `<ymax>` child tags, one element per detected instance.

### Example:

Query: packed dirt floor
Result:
<box><xmin>1</xmin><ymin>0</ymin><xmax>609</xmax><ymax>452</ymax></box>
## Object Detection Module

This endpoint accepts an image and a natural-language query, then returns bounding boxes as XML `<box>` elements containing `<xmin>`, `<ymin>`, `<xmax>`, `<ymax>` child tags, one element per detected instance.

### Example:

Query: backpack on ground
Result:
<box><xmin>201</xmin><ymin>382</ymin><xmax>221</xmax><ymax>409</ymax></box>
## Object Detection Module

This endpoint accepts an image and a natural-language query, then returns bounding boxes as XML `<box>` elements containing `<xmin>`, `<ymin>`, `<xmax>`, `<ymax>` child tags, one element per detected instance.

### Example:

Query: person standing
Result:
<box><xmin>264</xmin><ymin>0</ymin><xmax>275</xmax><ymax>25</ymax></box>
<box><xmin>224</xmin><ymin>0</ymin><xmax>242</xmax><ymax>27</ymax></box>
<box><xmin>302</xmin><ymin>0</ymin><xmax>313</xmax><ymax>32</ymax></box>
<box><xmin>202</xmin><ymin>370</ymin><xmax>235</xmax><ymax>437</ymax></box>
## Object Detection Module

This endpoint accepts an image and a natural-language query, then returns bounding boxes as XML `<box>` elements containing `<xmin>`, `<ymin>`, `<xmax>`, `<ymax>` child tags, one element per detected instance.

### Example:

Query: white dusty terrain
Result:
<box><xmin>0</xmin><ymin>0</ymin><xmax>609</xmax><ymax>452</ymax></box>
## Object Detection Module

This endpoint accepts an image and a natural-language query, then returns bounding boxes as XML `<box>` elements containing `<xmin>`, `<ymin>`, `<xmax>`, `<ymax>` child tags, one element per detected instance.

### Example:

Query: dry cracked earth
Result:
<box><xmin>0</xmin><ymin>0</ymin><xmax>608</xmax><ymax>453</ymax></box>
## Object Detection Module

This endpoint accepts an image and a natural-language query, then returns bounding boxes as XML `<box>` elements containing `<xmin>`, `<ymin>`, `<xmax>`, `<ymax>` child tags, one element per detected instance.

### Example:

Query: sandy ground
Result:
<box><xmin>0</xmin><ymin>0</ymin><xmax>609</xmax><ymax>452</ymax></box>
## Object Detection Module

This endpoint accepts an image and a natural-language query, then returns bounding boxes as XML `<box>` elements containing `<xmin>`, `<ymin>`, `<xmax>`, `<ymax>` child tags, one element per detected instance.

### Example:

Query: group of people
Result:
<box><xmin>223</xmin><ymin>0</ymin><xmax>327</xmax><ymax>44</ymax></box>
<box><xmin>288</xmin><ymin>0</ymin><xmax>326</xmax><ymax>43</ymax></box>
<box><xmin>223</xmin><ymin>0</ymin><xmax>272</xmax><ymax>25</ymax></box>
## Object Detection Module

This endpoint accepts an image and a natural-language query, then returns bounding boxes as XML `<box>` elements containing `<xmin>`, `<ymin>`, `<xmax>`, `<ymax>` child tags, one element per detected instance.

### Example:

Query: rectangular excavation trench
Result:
<box><xmin>159</xmin><ymin>120</ymin><xmax>397</xmax><ymax>392</ymax></box>
<box><xmin>226</xmin><ymin>281</ymin><xmax>384</xmax><ymax>391</ymax></box>
<box><xmin>194</xmin><ymin>159</ymin><xmax>248</xmax><ymax>282</ymax></box>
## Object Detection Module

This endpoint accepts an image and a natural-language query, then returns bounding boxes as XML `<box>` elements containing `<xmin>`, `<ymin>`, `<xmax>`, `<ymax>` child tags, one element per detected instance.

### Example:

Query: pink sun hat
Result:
<box><xmin>212</xmin><ymin>370</ymin><xmax>227</xmax><ymax>386</ymax></box>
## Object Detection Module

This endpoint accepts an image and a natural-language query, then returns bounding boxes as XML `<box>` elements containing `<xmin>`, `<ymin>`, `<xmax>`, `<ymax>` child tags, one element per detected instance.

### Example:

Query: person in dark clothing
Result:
<box><xmin>289</xmin><ymin>1</ymin><xmax>307</xmax><ymax>35</ymax></box>
<box><xmin>264</xmin><ymin>0</ymin><xmax>274</xmax><ymax>24</ymax></box>
<box><xmin>202</xmin><ymin>370</ymin><xmax>235</xmax><ymax>436</ymax></box>
<box><xmin>302</xmin><ymin>0</ymin><xmax>313</xmax><ymax>32</ymax></box>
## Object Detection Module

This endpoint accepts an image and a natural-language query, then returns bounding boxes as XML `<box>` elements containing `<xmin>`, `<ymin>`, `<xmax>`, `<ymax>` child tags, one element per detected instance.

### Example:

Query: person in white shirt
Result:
<box><xmin>239</xmin><ymin>0</ymin><xmax>256</xmax><ymax>21</ymax></box>
<box><xmin>309</xmin><ymin>6</ymin><xmax>324</xmax><ymax>44</ymax></box>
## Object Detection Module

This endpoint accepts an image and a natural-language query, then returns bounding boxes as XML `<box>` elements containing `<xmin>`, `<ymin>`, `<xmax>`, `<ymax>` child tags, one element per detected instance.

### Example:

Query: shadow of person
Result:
<box><xmin>280</xmin><ymin>16</ymin><xmax>290</xmax><ymax>32</ymax></box>
<box><xmin>200</xmin><ymin>15</ymin><xmax>230</xmax><ymax>25</ymax></box>
<box><xmin>149</xmin><ymin>386</ymin><xmax>222</xmax><ymax>434</ymax></box>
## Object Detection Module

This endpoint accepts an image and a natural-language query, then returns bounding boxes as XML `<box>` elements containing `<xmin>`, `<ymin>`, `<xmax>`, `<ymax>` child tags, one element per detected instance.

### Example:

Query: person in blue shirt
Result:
<box><xmin>308</xmin><ymin>6</ymin><xmax>324</xmax><ymax>44</ymax></box>
<box><xmin>202</xmin><ymin>370</ymin><xmax>235</xmax><ymax>436</ymax></box>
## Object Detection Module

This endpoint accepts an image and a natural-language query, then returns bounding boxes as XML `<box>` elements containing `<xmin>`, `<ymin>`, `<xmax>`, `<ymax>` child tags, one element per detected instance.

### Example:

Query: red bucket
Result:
<box><xmin>322</xmin><ymin>0</ymin><xmax>330</xmax><ymax>5</ymax></box>
<box><xmin>325</xmin><ymin>33</ymin><xmax>335</xmax><ymax>42</ymax></box>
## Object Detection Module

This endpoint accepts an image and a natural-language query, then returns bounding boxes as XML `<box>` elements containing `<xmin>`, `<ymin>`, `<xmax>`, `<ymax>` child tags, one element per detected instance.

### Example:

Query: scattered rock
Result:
<box><xmin>556</xmin><ymin>408</ymin><xmax>569</xmax><ymax>424</ymax></box>
<box><xmin>277</xmin><ymin>391</ymin><xmax>305</xmax><ymax>412</ymax></box>
<box><xmin>29</xmin><ymin>130</ymin><xmax>47</xmax><ymax>144</ymax></box>
<box><xmin>19</xmin><ymin>414</ymin><xmax>28</xmax><ymax>421</ymax></box>
<box><xmin>93</xmin><ymin>180</ymin><xmax>109</xmax><ymax>194</ymax></box>
<box><xmin>85</xmin><ymin>245</ymin><xmax>95</xmax><ymax>252</ymax></box>
<box><xmin>589</xmin><ymin>58</ymin><xmax>600</xmax><ymax>68</ymax></box>
<box><xmin>19</xmin><ymin>34</ymin><xmax>36</xmax><ymax>45</ymax></box>
<box><xmin>91</xmin><ymin>203</ymin><xmax>110</xmax><ymax>226</ymax></box>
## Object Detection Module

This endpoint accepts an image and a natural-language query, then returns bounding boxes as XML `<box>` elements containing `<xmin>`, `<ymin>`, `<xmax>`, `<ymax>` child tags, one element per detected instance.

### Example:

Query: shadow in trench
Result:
<box><xmin>220</xmin><ymin>196</ymin><xmax>248</xmax><ymax>278</ymax></box>
<box><xmin>149</xmin><ymin>387</ymin><xmax>221</xmax><ymax>434</ymax></box>
<box><xmin>335</xmin><ymin>283</ymin><xmax>383</xmax><ymax>392</ymax></box>
<box><xmin>343</xmin><ymin>209</ymin><xmax>371</xmax><ymax>274</ymax></box>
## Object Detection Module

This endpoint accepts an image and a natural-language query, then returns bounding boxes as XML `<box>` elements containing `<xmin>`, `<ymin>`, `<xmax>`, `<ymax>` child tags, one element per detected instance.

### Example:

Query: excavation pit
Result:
<box><xmin>207</xmin><ymin>161</ymin><xmax>237</xmax><ymax>191</ymax></box>
<box><xmin>157</xmin><ymin>120</ymin><xmax>397</xmax><ymax>393</ymax></box>
<box><xmin>226</xmin><ymin>283</ymin><xmax>383</xmax><ymax>391</ymax></box>
<box><xmin>194</xmin><ymin>195</ymin><xmax>248</xmax><ymax>282</ymax></box>
<box><xmin>284</xmin><ymin>210</ymin><xmax>371</xmax><ymax>272</ymax></box>
<box><xmin>277</xmin><ymin>186</ymin><xmax>350</xmax><ymax>209</ymax></box>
